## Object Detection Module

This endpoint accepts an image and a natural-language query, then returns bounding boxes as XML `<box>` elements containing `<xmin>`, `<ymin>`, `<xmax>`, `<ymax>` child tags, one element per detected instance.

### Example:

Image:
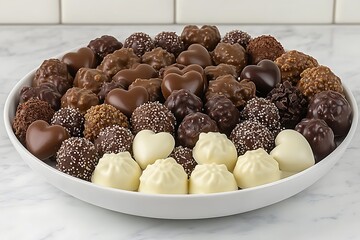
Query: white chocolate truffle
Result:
<box><xmin>132</xmin><ymin>130</ymin><xmax>175</xmax><ymax>169</ymax></box>
<box><xmin>270</xmin><ymin>129</ymin><xmax>315</xmax><ymax>173</ymax></box>
<box><xmin>138</xmin><ymin>158</ymin><xmax>188</xmax><ymax>194</ymax></box>
<box><xmin>91</xmin><ymin>152</ymin><xmax>141</xmax><ymax>191</ymax></box>
<box><xmin>193</xmin><ymin>132</ymin><xmax>237</xmax><ymax>171</ymax></box>
<box><xmin>189</xmin><ymin>163</ymin><xmax>238</xmax><ymax>194</ymax></box>
<box><xmin>233</xmin><ymin>148</ymin><xmax>281</xmax><ymax>188</ymax></box>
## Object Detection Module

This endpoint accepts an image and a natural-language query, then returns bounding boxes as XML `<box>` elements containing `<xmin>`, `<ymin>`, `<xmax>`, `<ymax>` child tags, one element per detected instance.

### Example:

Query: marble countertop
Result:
<box><xmin>0</xmin><ymin>25</ymin><xmax>359</xmax><ymax>240</ymax></box>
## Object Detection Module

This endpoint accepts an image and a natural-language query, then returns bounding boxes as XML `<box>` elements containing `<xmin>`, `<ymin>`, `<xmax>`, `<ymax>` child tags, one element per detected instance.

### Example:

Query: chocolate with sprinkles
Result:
<box><xmin>124</xmin><ymin>32</ymin><xmax>154</xmax><ymax>57</ymax></box>
<box><xmin>221</xmin><ymin>30</ymin><xmax>252</xmax><ymax>49</ymax></box>
<box><xmin>51</xmin><ymin>107</ymin><xmax>84</xmax><ymax>137</ymax></box>
<box><xmin>170</xmin><ymin>146</ymin><xmax>197</xmax><ymax>178</ymax></box>
<box><xmin>154</xmin><ymin>31</ymin><xmax>184</xmax><ymax>56</ymax></box>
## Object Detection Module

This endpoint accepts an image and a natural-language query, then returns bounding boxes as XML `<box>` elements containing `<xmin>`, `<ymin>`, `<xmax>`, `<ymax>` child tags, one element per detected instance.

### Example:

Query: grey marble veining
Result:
<box><xmin>0</xmin><ymin>25</ymin><xmax>359</xmax><ymax>240</ymax></box>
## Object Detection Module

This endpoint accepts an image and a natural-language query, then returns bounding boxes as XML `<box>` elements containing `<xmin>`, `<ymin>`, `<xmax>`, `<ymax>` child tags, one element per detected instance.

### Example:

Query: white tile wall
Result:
<box><xmin>335</xmin><ymin>0</ymin><xmax>360</xmax><ymax>23</ymax></box>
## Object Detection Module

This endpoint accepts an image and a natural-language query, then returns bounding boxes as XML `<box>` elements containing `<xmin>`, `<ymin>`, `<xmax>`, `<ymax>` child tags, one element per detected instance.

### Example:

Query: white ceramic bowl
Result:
<box><xmin>4</xmin><ymin>50</ymin><xmax>358</xmax><ymax>219</ymax></box>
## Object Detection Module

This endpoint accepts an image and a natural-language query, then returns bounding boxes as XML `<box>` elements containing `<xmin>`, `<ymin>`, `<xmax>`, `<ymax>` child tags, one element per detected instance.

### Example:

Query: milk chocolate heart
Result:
<box><xmin>176</xmin><ymin>44</ymin><xmax>212</xmax><ymax>68</ymax></box>
<box><xmin>26</xmin><ymin>120</ymin><xmax>70</xmax><ymax>161</ymax></box>
<box><xmin>112</xmin><ymin>64</ymin><xmax>157</xmax><ymax>88</ymax></box>
<box><xmin>105</xmin><ymin>86</ymin><xmax>149</xmax><ymax>117</ymax></box>
<box><xmin>240</xmin><ymin>59</ymin><xmax>281</xmax><ymax>96</ymax></box>
<box><xmin>62</xmin><ymin>47</ymin><xmax>97</xmax><ymax>77</ymax></box>
<box><xmin>161</xmin><ymin>71</ymin><xmax>204</xmax><ymax>99</ymax></box>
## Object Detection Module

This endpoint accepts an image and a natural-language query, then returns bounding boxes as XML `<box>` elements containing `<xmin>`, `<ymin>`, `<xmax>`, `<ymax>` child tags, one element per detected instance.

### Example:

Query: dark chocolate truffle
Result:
<box><xmin>247</xmin><ymin>35</ymin><xmax>285</xmax><ymax>65</ymax></box>
<box><xmin>170</xmin><ymin>146</ymin><xmax>197</xmax><ymax>178</ymax></box>
<box><xmin>56</xmin><ymin>137</ymin><xmax>99</xmax><ymax>181</ymax></box>
<box><xmin>87</xmin><ymin>35</ymin><xmax>123</xmax><ymax>61</ymax></box>
<box><xmin>97</xmin><ymin>80</ymin><xmax>125</xmax><ymax>102</ymax></box>
<box><xmin>73</xmin><ymin>68</ymin><xmax>110</xmax><ymax>94</ymax></box>
<box><xmin>177</xmin><ymin>112</ymin><xmax>218</xmax><ymax>148</ymax></box>
<box><xmin>129</xmin><ymin>78</ymin><xmax>163</xmax><ymax>102</ymax></box>
<box><xmin>61</xmin><ymin>87</ymin><xmax>99</xmax><ymax>114</ymax></box>
<box><xmin>204</xmin><ymin>64</ymin><xmax>238</xmax><ymax>81</ymax></box>
<box><xmin>51</xmin><ymin>107</ymin><xmax>84</xmax><ymax>137</ymax></box>
<box><xmin>221</xmin><ymin>30</ymin><xmax>252</xmax><ymax>49</ymax></box>
<box><xmin>20</xmin><ymin>82</ymin><xmax>62</xmax><ymax>110</ymax></box>
<box><xmin>181</xmin><ymin>25</ymin><xmax>221</xmax><ymax>51</ymax></box>
<box><xmin>123</xmin><ymin>32</ymin><xmax>154</xmax><ymax>57</ymax></box>
<box><xmin>212</xmin><ymin>42</ymin><xmax>247</xmax><ymax>73</ymax></box>
<box><xmin>154</xmin><ymin>31</ymin><xmax>185</xmax><ymax>56</ymax></box>
<box><xmin>230</xmin><ymin>120</ymin><xmax>274</xmax><ymax>156</ymax></box>
<box><xmin>141</xmin><ymin>47</ymin><xmax>175</xmax><ymax>71</ymax></box>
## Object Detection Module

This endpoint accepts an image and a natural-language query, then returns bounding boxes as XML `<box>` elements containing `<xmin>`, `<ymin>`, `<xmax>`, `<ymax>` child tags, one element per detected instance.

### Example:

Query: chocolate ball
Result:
<box><xmin>20</xmin><ymin>82</ymin><xmax>62</xmax><ymax>110</ymax></box>
<box><xmin>205</xmin><ymin>95</ymin><xmax>240</xmax><ymax>136</ymax></box>
<box><xmin>295</xmin><ymin>118</ymin><xmax>336</xmax><ymax>162</ymax></box>
<box><xmin>307</xmin><ymin>90</ymin><xmax>352</xmax><ymax>137</ymax></box>
<box><xmin>170</xmin><ymin>146</ymin><xmax>197</xmax><ymax>178</ymax></box>
<box><xmin>275</xmin><ymin>50</ymin><xmax>319</xmax><ymax>85</ymax></box>
<box><xmin>230</xmin><ymin>120</ymin><xmax>274</xmax><ymax>156</ymax></box>
<box><xmin>131</xmin><ymin>101</ymin><xmax>176</xmax><ymax>135</ymax></box>
<box><xmin>212</xmin><ymin>42</ymin><xmax>248</xmax><ymax>73</ymax></box>
<box><xmin>51</xmin><ymin>107</ymin><xmax>84</xmax><ymax>137</ymax></box>
<box><xmin>56</xmin><ymin>137</ymin><xmax>99</xmax><ymax>181</ymax></box>
<box><xmin>221</xmin><ymin>30</ymin><xmax>252</xmax><ymax>49</ymax></box>
<box><xmin>267</xmin><ymin>81</ymin><xmax>308</xmax><ymax>129</ymax></box>
<box><xmin>73</xmin><ymin>68</ymin><xmax>110</xmax><ymax>94</ymax></box>
<box><xmin>12</xmin><ymin>99</ymin><xmax>55</xmax><ymax>144</ymax></box>
<box><xmin>87</xmin><ymin>35</ymin><xmax>123</xmax><ymax>61</ymax></box>
<box><xmin>94</xmin><ymin>125</ymin><xmax>134</xmax><ymax>156</ymax></box>
<box><xmin>247</xmin><ymin>35</ymin><xmax>285</xmax><ymax>65</ymax></box>
<box><xmin>177</xmin><ymin>112</ymin><xmax>218</xmax><ymax>149</ymax></box>
<box><xmin>123</xmin><ymin>32</ymin><xmax>154</xmax><ymax>57</ymax></box>
<box><xmin>129</xmin><ymin>78</ymin><xmax>163</xmax><ymax>102</ymax></box>
<box><xmin>97</xmin><ymin>81</ymin><xmax>125</xmax><ymax>103</ymax></box>
<box><xmin>61</xmin><ymin>87</ymin><xmax>99</xmax><ymax>114</ymax></box>
<box><xmin>154</xmin><ymin>31</ymin><xmax>185</xmax><ymax>56</ymax></box>
<box><xmin>204</xmin><ymin>64</ymin><xmax>238</xmax><ymax>81</ymax></box>
<box><xmin>141</xmin><ymin>47</ymin><xmax>175</xmax><ymax>71</ymax></box>
<box><xmin>84</xmin><ymin>104</ymin><xmax>129</xmax><ymax>141</ymax></box>
<box><xmin>298</xmin><ymin>66</ymin><xmax>344</xmax><ymax>100</ymax></box>
<box><xmin>181</xmin><ymin>25</ymin><xmax>221</xmax><ymax>51</ymax></box>
<box><xmin>164</xmin><ymin>89</ymin><xmax>203</xmax><ymax>122</ymax></box>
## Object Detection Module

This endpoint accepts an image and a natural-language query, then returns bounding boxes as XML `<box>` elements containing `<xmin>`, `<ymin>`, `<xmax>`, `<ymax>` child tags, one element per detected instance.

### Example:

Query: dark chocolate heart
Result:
<box><xmin>105</xmin><ymin>86</ymin><xmax>150</xmax><ymax>117</ymax></box>
<box><xmin>62</xmin><ymin>47</ymin><xmax>97</xmax><ymax>77</ymax></box>
<box><xmin>112</xmin><ymin>64</ymin><xmax>157</xmax><ymax>89</ymax></box>
<box><xmin>26</xmin><ymin>120</ymin><xmax>70</xmax><ymax>160</ymax></box>
<box><xmin>240</xmin><ymin>59</ymin><xmax>281</xmax><ymax>96</ymax></box>
<box><xmin>176</xmin><ymin>44</ymin><xmax>212</xmax><ymax>68</ymax></box>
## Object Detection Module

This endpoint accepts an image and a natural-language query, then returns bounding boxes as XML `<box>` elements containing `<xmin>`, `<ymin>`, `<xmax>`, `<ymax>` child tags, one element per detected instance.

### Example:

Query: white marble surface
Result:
<box><xmin>0</xmin><ymin>25</ymin><xmax>360</xmax><ymax>240</ymax></box>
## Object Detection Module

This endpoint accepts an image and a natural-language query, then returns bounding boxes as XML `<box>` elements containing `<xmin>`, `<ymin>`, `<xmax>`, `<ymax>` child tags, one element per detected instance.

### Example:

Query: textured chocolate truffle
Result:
<box><xmin>181</xmin><ymin>25</ymin><xmax>221</xmax><ymax>51</ymax></box>
<box><xmin>141</xmin><ymin>47</ymin><xmax>175</xmax><ymax>71</ymax></box>
<box><xmin>94</xmin><ymin>125</ymin><xmax>134</xmax><ymax>156</ymax></box>
<box><xmin>204</xmin><ymin>64</ymin><xmax>238</xmax><ymax>81</ymax></box>
<box><xmin>267</xmin><ymin>81</ymin><xmax>308</xmax><ymax>129</ymax></box>
<box><xmin>131</xmin><ymin>101</ymin><xmax>176</xmax><ymax>135</ymax></box>
<box><xmin>87</xmin><ymin>35</ymin><xmax>123</xmax><ymax>61</ymax></box>
<box><xmin>154</xmin><ymin>31</ymin><xmax>185</xmax><ymax>56</ymax></box>
<box><xmin>307</xmin><ymin>90</ymin><xmax>352</xmax><ymax>137</ymax></box>
<box><xmin>295</xmin><ymin>118</ymin><xmax>336</xmax><ymax>162</ymax></box>
<box><xmin>221</xmin><ymin>30</ymin><xmax>252</xmax><ymax>49</ymax></box>
<box><xmin>170</xmin><ymin>146</ymin><xmax>197</xmax><ymax>178</ymax></box>
<box><xmin>13</xmin><ymin>99</ymin><xmax>55</xmax><ymax>144</ymax></box>
<box><xmin>164</xmin><ymin>89</ymin><xmax>203</xmax><ymax>122</ymax></box>
<box><xmin>247</xmin><ymin>35</ymin><xmax>285</xmax><ymax>65</ymax></box>
<box><xmin>73</xmin><ymin>68</ymin><xmax>110</xmax><ymax>94</ymax></box>
<box><xmin>212</xmin><ymin>42</ymin><xmax>247</xmax><ymax>73</ymax></box>
<box><xmin>230</xmin><ymin>120</ymin><xmax>274</xmax><ymax>156</ymax></box>
<box><xmin>275</xmin><ymin>50</ymin><xmax>319</xmax><ymax>85</ymax></box>
<box><xmin>61</xmin><ymin>87</ymin><xmax>99</xmax><ymax>114</ymax></box>
<box><xmin>51</xmin><ymin>107</ymin><xmax>84</xmax><ymax>137</ymax></box>
<box><xmin>123</xmin><ymin>32</ymin><xmax>154</xmax><ymax>57</ymax></box>
<box><xmin>177</xmin><ymin>112</ymin><xmax>218</xmax><ymax>149</ymax></box>
<box><xmin>205</xmin><ymin>95</ymin><xmax>240</xmax><ymax>136</ymax></box>
<box><xmin>129</xmin><ymin>78</ymin><xmax>163</xmax><ymax>102</ymax></box>
<box><xmin>20</xmin><ymin>82</ymin><xmax>62</xmax><ymax>110</ymax></box>
<box><xmin>97</xmin><ymin>81</ymin><xmax>125</xmax><ymax>102</ymax></box>
<box><xmin>84</xmin><ymin>104</ymin><xmax>129</xmax><ymax>141</ymax></box>
<box><xmin>56</xmin><ymin>137</ymin><xmax>99</xmax><ymax>181</ymax></box>
<box><xmin>298</xmin><ymin>66</ymin><xmax>343</xmax><ymax>100</ymax></box>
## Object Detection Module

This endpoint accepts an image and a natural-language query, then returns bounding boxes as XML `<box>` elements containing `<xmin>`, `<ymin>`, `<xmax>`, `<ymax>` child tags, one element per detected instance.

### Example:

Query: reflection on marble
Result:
<box><xmin>0</xmin><ymin>25</ymin><xmax>360</xmax><ymax>240</ymax></box>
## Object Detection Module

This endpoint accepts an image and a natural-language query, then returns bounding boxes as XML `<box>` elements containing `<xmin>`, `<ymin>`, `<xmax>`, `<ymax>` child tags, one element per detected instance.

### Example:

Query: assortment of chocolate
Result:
<box><xmin>12</xmin><ymin>25</ymin><xmax>353</xmax><ymax>194</ymax></box>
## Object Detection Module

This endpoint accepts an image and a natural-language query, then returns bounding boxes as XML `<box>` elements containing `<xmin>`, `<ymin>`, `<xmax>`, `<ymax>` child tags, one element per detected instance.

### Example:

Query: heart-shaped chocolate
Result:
<box><xmin>62</xmin><ymin>47</ymin><xmax>97</xmax><ymax>77</ymax></box>
<box><xmin>105</xmin><ymin>86</ymin><xmax>149</xmax><ymax>117</ymax></box>
<box><xmin>176</xmin><ymin>44</ymin><xmax>212</xmax><ymax>68</ymax></box>
<box><xmin>161</xmin><ymin>71</ymin><xmax>204</xmax><ymax>99</ymax></box>
<box><xmin>112</xmin><ymin>64</ymin><xmax>157</xmax><ymax>88</ymax></box>
<box><xmin>26</xmin><ymin>120</ymin><xmax>70</xmax><ymax>160</ymax></box>
<box><xmin>240</xmin><ymin>59</ymin><xmax>280</xmax><ymax>96</ymax></box>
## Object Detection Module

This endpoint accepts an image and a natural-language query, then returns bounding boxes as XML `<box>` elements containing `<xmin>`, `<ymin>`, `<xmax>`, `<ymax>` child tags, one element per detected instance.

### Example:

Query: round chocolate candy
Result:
<box><xmin>247</xmin><ymin>35</ymin><xmax>285</xmax><ymax>65</ymax></box>
<box><xmin>221</xmin><ymin>29</ymin><xmax>252</xmax><ymax>49</ymax></box>
<box><xmin>141</xmin><ymin>47</ymin><xmax>175</xmax><ymax>71</ymax></box>
<box><xmin>51</xmin><ymin>107</ymin><xmax>84</xmax><ymax>137</ymax></box>
<box><xmin>123</xmin><ymin>32</ymin><xmax>154</xmax><ymax>57</ymax></box>
<box><xmin>212</xmin><ymin>42</ymin><xmax>247</xmax><ymax>74</ymax></box>
<box><xmin>170</xmin><ymin>146</ymin><xmax>197</xmax><ymax>178</ymax></box>
<box><xmin>20</xmin><ymin>82</ymin><xmax>62</xmax><ymax>110</ymax></box>
<box><xmin>73</xmin><ymin>68</ymin><xmax>110</xmax><ymax>94</ymax></box>
<box><xmin>154</xmin><ymin>31</ymin><xmax>184</xmax><ymax>56</ymax></box>
<box><xmin>87</xmin><ymin>35</ymin><xmax>123</xmax><ymax>62</ymax></box>
<box><xmin>61</xmin><ymin>87</ymin><xmax>99</xmax><ymax>114</ymax></box>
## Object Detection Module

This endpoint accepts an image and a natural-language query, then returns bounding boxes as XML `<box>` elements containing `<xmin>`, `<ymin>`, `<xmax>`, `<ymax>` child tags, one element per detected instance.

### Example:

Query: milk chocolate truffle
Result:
<box><xmin>56</xmin><ymin>137</ymin><xmax>99</xmax><ymax>181</ymax></box>
<box><xmin>298</xmin><ymin>66</ymin><xmax>343</xmax><ymax>100</ymax></box>
<box><xmin>206</xmin><ymin>75</ymin><xmax>256</xmax><ymax>108</ymax></box>
<box><xmin>170</xmin><ymin>146</ymin><xmax>197</xmax><ymax>178</ymax></box>
<box><xmin>177</xmin><ymin>112</ymin><xmax>218</xmax><ymax>149</ymax></box>
<box><xmin>84</xmin><ymin>104</ymin><xmax>129</xmax><ymax>141</ymax></box>
<box><xmin>13</xmin><ymin>99</ymin><xmax>55</xmax><ymax>144</ymax></box>
<box><xmin>131</xmin><ymin>101</ymin><xmax>176</xmax><ymax>135</ymax></box>
<box><xmin>230</xmin><ymin>120</ymin><xmax>274</xmax><ymax>156</ymax></box>
<box><xmin>181</xmin><ymin>25</ymin><xmax>221</xmax><ymax>51</ymax></box>
<box><xmin>73</xmin><ymin>68</ymin><xmax>110</xmax><ymax>94</ymax></box>
<box><xmin>205</xmin><ymin>94</ymin><xmax>240</xmax><ymax>136</ymax></box>
<box><xmin>62</xmin><ymin>47</ymin><xmax>97</xmax><ymax>77</ymax></box>
<box><xmin>123</xmin><ymin>32</ymin><xmax>154</xmax><ymax>57</ymax></box>
<box><xmin>94</xmin><ymin>125</ymin><xmax>134</xmax><ymax>156</ymax></box>
<box><xmin>51</xmin><ymin>107</ymin><xmax>84</xmax><ymax>137</ymax></box>
<box><xmin>164</xmin><ymin>89</ymin><xmax>203</xmax><ymax>122</ymax></box>
<box><xmin>129</xmin><ymin>78</ymin><xmax>163</xmax><ymax>102</ymax></box>
<box><xmin>212</xmin><ymin>42</ymin><xmax>247</xmax><ymax>73</ymax></box>
<box><xmin>87</xmin><ymin>35</ymin><xmax>123</xmax><ymax>62</ymax></box>
<box><xmin>275</xmin><ymin>50</ymin><xmax>319</xmax><ymax>85</ymax></box>
<box><xmin>221</xmin><ymin>30</ymin><xmax>252</xmax><ymax>49</ymax></box>
<box><xmin>247</xmin><ymin>35</ymin><xmax>285</xmax><ymax>65</ymax></box>
<box><xmin>33</xmin><ymin>59</ymin><xmax>73</xmax><ymax>94</ymax></box>
<box><xmin>141</xmin><ymin>47</ymin><xmax>175</xmax><ymax>71</ymax></box>
<box><xmin>20</xmin><ymin>82</ymin><xmax>62</xmax><ymax>110</ymax></box>
<box><xmin>205</xmin><ymin>64</ymin><xmax>238</xmax><ymax>81</ymax></box>
<box><xmin>154</xmin><ymin>31</ymin><xmax>185</xmax><ymax>56</ymax></box>
<box><xmin>97</xmin><ymin>81</ymin><xmax>125</xmax><ymax>102</ymax></box>
<box><xmin>61</xmin><ymin>87</ymin><xmax>99</xmax><ymax>114</ymax></box>
<box><xmin>267</xmin><ymin>81</ymin><xmax>308</xmax><ymax>129</ymax></box>
<box><xmin>307</xmin><ymin>90</ymin><xmax>352</xmax><ymax>137</ymax></box>
<box><xmin>295</xmin><ymin>118</ymin><xmax>336</xmax><ymax>162</ymax></box>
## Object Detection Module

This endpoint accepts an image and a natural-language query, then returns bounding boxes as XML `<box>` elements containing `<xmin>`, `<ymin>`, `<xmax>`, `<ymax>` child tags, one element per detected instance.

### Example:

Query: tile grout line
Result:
<box><xmin>332</xmin><ymin>0</ymin><xmax>337</xmax><ymax>24</ymax></box>
<box><xmin>174</xmin><ymin>0</ymin><xmax>177</xmax><ymax>24</ymax></box>
<box><xmin>59</xmin><ymin>0</ymin><xmax>62</xmax><ymax>24</ymax></box>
